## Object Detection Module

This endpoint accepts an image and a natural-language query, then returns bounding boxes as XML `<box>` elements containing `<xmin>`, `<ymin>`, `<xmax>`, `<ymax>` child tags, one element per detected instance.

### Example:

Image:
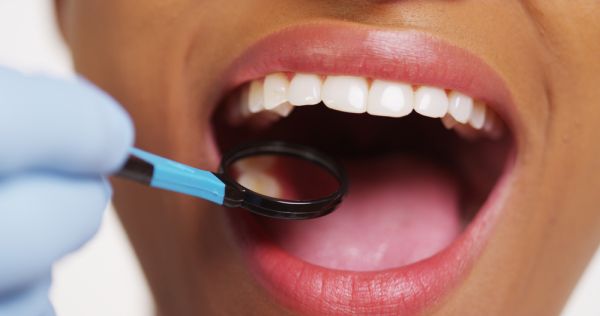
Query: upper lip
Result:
<box><xmin>211</xmin><ymin>22</ymin><xmax>519</xmax><ymax>315</ymax></box>
<box><xmin>215</xmin><ymin>21</ymin><xmax>520</xmax><ymax>140</ymax></box>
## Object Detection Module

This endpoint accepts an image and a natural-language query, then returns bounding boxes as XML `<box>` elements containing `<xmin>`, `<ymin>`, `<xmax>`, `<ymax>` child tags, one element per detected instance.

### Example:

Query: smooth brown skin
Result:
<box><xmin>55</xmin><ymin>1</ymin><xmax>600</xmax><ymax>315</ymax></box>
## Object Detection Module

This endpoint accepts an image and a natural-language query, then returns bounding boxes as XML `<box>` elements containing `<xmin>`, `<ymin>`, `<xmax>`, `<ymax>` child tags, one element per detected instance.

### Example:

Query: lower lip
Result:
<box><xmin>226</xmin><ymin>159</ymin><xmax>513</xmax><ymax>315</ymax></box>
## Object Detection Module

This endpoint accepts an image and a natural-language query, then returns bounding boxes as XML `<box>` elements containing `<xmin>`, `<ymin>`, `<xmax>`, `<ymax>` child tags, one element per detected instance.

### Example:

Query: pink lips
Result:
<box><xmin>218</xmin><ymin>23</ymin><xmax>517</xmax><ymax>315</ymax></box>
<box><xmin>219</xmin><ymin>23</ymin><xmax>518</xmax><ymax>134</ymax></box>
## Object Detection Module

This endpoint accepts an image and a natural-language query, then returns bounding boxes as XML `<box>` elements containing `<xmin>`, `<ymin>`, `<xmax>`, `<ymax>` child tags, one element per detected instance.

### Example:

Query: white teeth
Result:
<box><xmin>367</xmin><ymin>80</ymin><xmax>414</xmax><ymax>118</ymax></box>
<box><xmin>239</xmin><ymin>85</ymin><xmax>251</xmax><ymax>118</ymax></box>
<box><xmin>482</xmin><ymin>108</ymin><xmax>504</xmax><ymax>139</ymax></box>
<box><xmin>288</xmin><ymin>73</ymin><xmax>322</xmax><ymax>106</ymax></box>
<box><xmin>263</xmin><ymin>73</ymin><xmax>289</xmax><ymax>110</ymax></box>
<box><xmin>448</xmin><ymin>91</ymin><xmax>473</xmax><ymax>124</ymax></box>
<box><xmin>469</xmin><ymin>101</ymin><xmax>487</xmax><ymax>129</ymax></box>
<box><xmin>237</xmin><ymin>73</ymin><xmax>501</xmax><ymax>140</ymax></box>
<box><xmin>441</xmin><ymin>115</ymin><xmax>458</xmax><ymax>130</ymax></box>
<box><xmin>322</xmin><ymin>75</ymin><xmax>368</xmax><ymax>113</ymax></box>
<box><xmin>271</xmin><ymin>102</ymin><xmax>294</xmax><ymax>117</ymax></box>
<box><xmin>248</xmin><ymin>80</ymin><xmax>264</xmax><ymax>113</ymax></box>
<box><xmin>226</xmin><ymin>85</ymin><xmax>251</xmax><ymax>126</ymax></box>
<box><xmin>414</xmin><ymin>86</ymin><xmax>449</xmax><ymax>118</ymax></box>
<box><xmin>453</xmin><ymin>122</ymin><xmax>478</xmax><ymax>141</ymax></box>
<box><xmin>237</xmin><ymin>171</ymin><xmax>281</xmax><ymax>198</ymax></box>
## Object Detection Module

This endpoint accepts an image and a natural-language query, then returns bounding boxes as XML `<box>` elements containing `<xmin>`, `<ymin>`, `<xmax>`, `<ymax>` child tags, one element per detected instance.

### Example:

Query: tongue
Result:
<box><xmin>256</xmin><ymin>154</ymin><xmax>463</xmax><ymax>271</ymax></box>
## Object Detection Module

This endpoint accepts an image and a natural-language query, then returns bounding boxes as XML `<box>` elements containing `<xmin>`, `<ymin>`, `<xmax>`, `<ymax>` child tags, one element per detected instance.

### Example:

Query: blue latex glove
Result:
<box><xmin>0</xmin><ymin>67</ymin><xmax>134</xmax><ymax>316</ymax></box>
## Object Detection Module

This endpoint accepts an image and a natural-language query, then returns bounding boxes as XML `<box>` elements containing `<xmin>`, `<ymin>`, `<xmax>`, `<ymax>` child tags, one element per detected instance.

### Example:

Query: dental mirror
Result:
<box><xmin>116</xmin><ymin>141</ymin><xmax>347</xmax><ymax>220</ymax></box>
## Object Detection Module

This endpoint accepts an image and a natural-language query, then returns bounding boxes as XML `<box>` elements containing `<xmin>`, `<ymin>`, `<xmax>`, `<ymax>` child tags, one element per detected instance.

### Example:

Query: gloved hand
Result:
<box><xmin>0</xmin><ymin>67</ymin><xmax>134</xmax><ymax>316</ymax></box>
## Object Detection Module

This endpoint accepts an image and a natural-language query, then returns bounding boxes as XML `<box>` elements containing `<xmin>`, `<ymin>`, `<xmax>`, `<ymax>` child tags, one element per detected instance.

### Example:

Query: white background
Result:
<box><xmin>0</xmin><ymin>1</ymin><xmax>153</xmax><ymax>315</ymax></box>
<box><xmin>0</xmin><ymin>1</ymin><xmax>598</xmax><ymax>315</ymax></box>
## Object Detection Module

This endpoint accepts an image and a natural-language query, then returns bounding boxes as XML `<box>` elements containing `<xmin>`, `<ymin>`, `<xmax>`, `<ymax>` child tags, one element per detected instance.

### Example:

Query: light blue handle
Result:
<box><xmin>130</xmin><ymin>148</ymin><xmax>226</xmax><ymax>205</ymax></box>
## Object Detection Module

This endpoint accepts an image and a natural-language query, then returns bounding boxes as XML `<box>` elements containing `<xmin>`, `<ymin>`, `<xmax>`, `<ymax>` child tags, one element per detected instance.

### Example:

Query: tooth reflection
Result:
<box><xmin>237</xmin><ymin>171</ymin><xmax>281</xmax><ymax>198</ymax></box>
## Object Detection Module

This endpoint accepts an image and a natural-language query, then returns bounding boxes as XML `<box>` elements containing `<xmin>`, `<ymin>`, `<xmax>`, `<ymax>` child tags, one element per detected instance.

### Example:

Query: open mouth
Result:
<box><xmin>215</xmin><ymin>72</ymin><xmax>510</xmax><ymax>269</ymax></box>
<box><xmin>207</xmin><ymin>24</ymin><xmax>518</xmax><ymax>315</ymax></box>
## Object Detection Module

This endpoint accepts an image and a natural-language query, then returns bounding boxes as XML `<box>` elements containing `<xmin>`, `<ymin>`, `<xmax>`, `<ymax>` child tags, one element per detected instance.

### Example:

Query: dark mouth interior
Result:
<box><xmin>214</xmin><ymin>102</ymin><xmax>513</xmax><ymax>221</ymax></box>
<box><xmin>212</xmin><ymin>92</ymin><xmax>514</xmax><ymax>271</ymax></box>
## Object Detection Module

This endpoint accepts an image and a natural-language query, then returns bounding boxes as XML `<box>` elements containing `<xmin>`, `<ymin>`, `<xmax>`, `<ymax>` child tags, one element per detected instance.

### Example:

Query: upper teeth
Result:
<box><xmin>235</xmin><ymin>72</ymin><xmax>502</xmax><ymax>137</ymax></box>
<box><xmin>322</xmin><ymin>75</ymin><xmax>369</xmax><ymax>114</ymax></box>
<box><xmin>367</xmin><ymin>80</ymin><xmax>414</xmax><ymax>118</ymax></box>
<box><xmin>414</xmin><ymin>86</ymin><xmax>449</xmax><ymax>118</ymax></box>
<box><xmin>289</xmin><ymin>73</ymin><xmax>322</xmax><ymax>106</ymax></box>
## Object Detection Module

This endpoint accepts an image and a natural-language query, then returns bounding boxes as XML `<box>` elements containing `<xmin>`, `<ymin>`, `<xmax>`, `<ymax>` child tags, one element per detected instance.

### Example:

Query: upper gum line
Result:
<box><xmin>232</xmin><ymin>72</ymin><xmax>503</xmax><ymax>139</ymax></box>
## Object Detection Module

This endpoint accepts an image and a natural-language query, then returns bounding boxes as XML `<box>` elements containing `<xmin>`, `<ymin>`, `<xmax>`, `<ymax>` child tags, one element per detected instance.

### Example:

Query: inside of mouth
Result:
<box><xmin>212</xmin><ymin>92</ymin><xmax>514</xmax><ymax>272</ymax></box>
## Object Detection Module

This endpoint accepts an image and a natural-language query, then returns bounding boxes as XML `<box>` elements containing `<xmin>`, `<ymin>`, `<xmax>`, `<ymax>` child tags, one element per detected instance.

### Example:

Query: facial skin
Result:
<box><xmin>56</xmin><ymin>1</ymin><xmax>600</xmax><ymax>315</ymax></box>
